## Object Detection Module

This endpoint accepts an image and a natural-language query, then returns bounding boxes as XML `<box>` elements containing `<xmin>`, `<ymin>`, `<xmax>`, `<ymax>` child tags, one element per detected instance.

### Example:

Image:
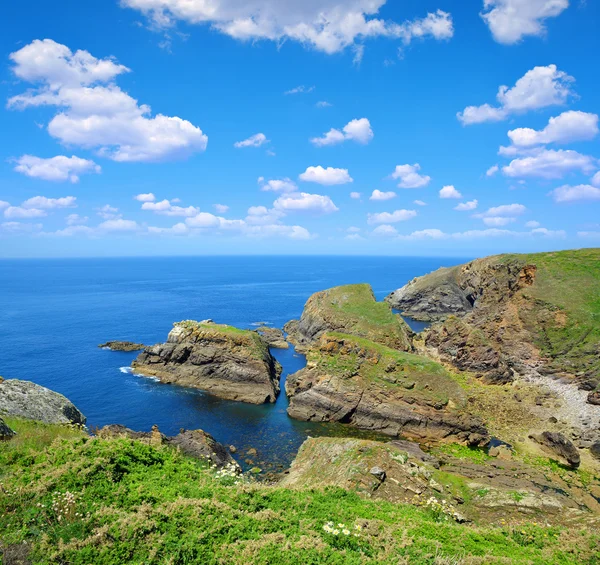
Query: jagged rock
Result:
<box><xmin>0</xmin><ymin>417</ymin><xmax>16</xmax><ymax>440</ymax></box>
<box><xmin>529</xmin><ymin>432</ymin><xmax>581</xmax><ymax>469</ymax></box>
<box><xmin>286</xmin><ymin>333</ymin><xmax>488</xmax><ymax>445</ymax></box>
<box><xmin>0</xmin><ymin>380</ymin><xmax>86</xmax><ymax>426</ymax></box>
<box><xmin>587</xmin><ymin>391</ymin><xmax>600</xmax><ymax>406</ymax></box>
<box><xmin>97</xmin><ymin>425</ymin><xmax>239</xmax><ymax>470</ymax></box>
<box><xmin>99</xmin><ymin>341</ymin><xmax>146</xmax><ymax>352</ymax></box>
<box><xmin>132</xmin><ymin>321</ymin><xmax>281</xmax><ymax>404</ymax></box>
<box><xmin>370</xmin><ymin>466</ymin><xmax>386</xmax><ymax>481</ymax></box>
<box><xmin>254</xmin><ymin>327</ymin><xmax>289</xmax><ymax>349</ymax></box>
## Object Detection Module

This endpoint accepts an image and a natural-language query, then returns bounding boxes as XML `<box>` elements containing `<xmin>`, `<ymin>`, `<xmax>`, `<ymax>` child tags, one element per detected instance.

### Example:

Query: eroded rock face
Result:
<box><xmin>0</xmin><ymin>380</ymin><xmax>86</xmax><ymax>426</ymax></box>
<box><xmin>286</xmin><ymin>333</ymin><xmax>488</xmax><ymax>446</ymax></box>
<box><xmin>97</xmin><ymin>425</ymin><xmax>240</xmax><ymax>470</ymax></box>
<box><xmin>0</xmin><ymin>417</ymin><xmax>16</xmax><ymax>439</ymax></box>
<box><xmin>287</xmin><ymin>284</ymin><xmax>412</xmax><ymax>352</ymax></box>
<box><xmin>132</xmin><ymin>321</ymin><xmax>281</xmax><ymax>405</ymax></box>
<box><xmin>530</xmin><ymin>432</ymin><xmax>581</xmax><ymax>469</ymax></box>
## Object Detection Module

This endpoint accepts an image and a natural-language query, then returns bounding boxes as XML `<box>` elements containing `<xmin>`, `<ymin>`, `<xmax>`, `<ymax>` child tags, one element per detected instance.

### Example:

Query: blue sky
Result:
<box><xmin>0</xmin><ymin>0</ymin><xmax>599</xmax><ymax>257</ymax></box>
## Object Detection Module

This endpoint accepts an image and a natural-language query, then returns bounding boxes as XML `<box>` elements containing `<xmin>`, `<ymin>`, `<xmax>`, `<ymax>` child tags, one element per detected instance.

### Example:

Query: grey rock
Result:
<box><xmin>0</xmin><ymin>417</ymin><xmax>16</xmax><ymax>439</ymax></box>
<box><xmin>529</xmin><ymin>431</ymin><xmax>581</xmax><ymax>469</ymax></box>
<box><xmin>0</xmin><ymin>380</ymin><xmax>86</xmax><ymax>426</ymax></box>
<box><xmin>370</xmin><ymin>466</ymin><xmax>386</xmax><ymax>481</ymax></box>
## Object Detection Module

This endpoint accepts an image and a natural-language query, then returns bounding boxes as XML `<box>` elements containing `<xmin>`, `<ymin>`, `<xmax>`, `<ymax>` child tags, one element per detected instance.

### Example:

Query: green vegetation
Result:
<box><xmin>176</xmin><ymin>320</ymin><xmax>268</xmax><ymax>356</ymax></box>
<box><xmin>434</xmin><ymin>443</ymin><xmax>492</xmax><ymax>464</ymax></box>
<box><xmin>308</xmin><ymin>284</ymin><xmax>413</xmax><ymax>350</ymax></box>
<box><xmin>309</xmin><ymin>332</ymin><xmax>465</xmax><ymax>406</ymax></box>
<box><xmin>2</xmin><ymin>420</ymin><xmax>599</xmax><ymax>564</ymax></box>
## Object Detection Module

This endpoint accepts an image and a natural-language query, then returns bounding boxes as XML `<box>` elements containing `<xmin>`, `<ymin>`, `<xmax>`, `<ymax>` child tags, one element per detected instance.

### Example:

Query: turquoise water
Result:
<box><xmin>0</xmin><ymin>256</ymin><xmax>465</xmax><ymax>470</ymax></box>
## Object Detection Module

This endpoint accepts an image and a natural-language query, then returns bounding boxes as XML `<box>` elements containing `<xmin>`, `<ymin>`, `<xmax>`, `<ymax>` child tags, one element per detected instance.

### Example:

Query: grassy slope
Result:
<box><xmin>1</xmin><ymin>420</ymin><xmax>598</xmax><ymax>565</ymax></box>
<box><xmin>308</xmin><ymin>284</ymin><xmax>412</xmax><ymax>350</ymax></box>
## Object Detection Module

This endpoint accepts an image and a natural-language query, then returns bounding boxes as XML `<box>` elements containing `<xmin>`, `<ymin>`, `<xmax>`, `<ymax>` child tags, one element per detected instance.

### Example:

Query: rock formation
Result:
<box><xmin>99</xmin><ymin>341</ymin><xmax>146</xmax><ymax>352</ymax></box>
<box><xmin>529</xmin><ymin>431</ymin><xmax>581</xmax><ymax>469</ymax></box>
<box><xmin>0</xmin><ymin>417</ymin><xmax>16</xmax><ymax>440</ymax></box>
<box><xmin>254</xmin><ymin>326</ymin><xmax>289</xmax><ymax>349</ymax></box>
<box><xmin>0</xmin><ymin>379</ymin><xmax>86</xmax><ymax>425</ymax></box>
<box><xmin>132</xmin><ymin>320</ymin><xmax>281</xmax><ymax>404</ymax></box>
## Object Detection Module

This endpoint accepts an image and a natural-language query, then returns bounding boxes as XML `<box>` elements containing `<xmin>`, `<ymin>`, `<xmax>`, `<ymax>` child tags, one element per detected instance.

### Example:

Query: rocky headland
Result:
<box><xmin>131</xmin><ymin>320</ymin><xmax>282</xmax><ymax>404</ymax></box>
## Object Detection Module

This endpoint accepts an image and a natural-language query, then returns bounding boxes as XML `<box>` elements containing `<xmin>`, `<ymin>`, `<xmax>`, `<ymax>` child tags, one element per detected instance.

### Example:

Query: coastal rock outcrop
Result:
<box><xmin>0</xmin><ymin>379</ymin><xmax>86</xmax><ymax>426</ymax></box>
<box><xmin>132</xmin><ymin>320</ymin><xmax>281</xmax><ymax>404</ymax></box>
<box><xmin>99</xmin><ymin>341</ymin><xmax>146</xmax><ymax>352</ymax></box>
<box><xmin>254</xmin><ymin>326</ymin><xmax>289</xmax><ymax>349</ymax></box>
<box><xmin>97</xmin><ymin>424</ymin><xmax>240</xmax><ymax>470</ymax></box>
<box><xmin>286</xmin><ymin>333</ymin><xmax>488</xmax><ymax>445</ymax></box>
<box><xmin>0</xmin><ymin>417</ymin><xmax>16</xmax><ymax>439</ymax></box>
<box><xmin>286</xmin><ymin>284</ymin><xmax>413</xmax><ymax>352</ymax></box>
<box><xmin>529</xmin><ymin>431</ymin><xmax>581</xmax><ymax>469</ymax></box>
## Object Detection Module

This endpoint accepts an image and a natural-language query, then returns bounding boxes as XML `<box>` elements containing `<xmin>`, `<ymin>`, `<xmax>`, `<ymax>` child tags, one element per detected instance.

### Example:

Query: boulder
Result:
<box><xmin>587</xmin><ymin>391</ymin><xmax>600</xmax><ymax>406</ymax></box>
<box><xmin>0</xmin><ymin>380</ymin><xmax>86</xmax><ymax>426</ymax></box>
<box><xmin>590</xmin><ymin>442</ymin><xmax>600</xmax><ymax>461</ymax></box>
<box><xmin>529</xmin><ymin>431</ymin><xmax>581</xmax><ymax>469</ymax></box>
<box><xmin>0</xmin><ymin>417</ymin><xmax>16</xmax><ymax>440</ymax></box>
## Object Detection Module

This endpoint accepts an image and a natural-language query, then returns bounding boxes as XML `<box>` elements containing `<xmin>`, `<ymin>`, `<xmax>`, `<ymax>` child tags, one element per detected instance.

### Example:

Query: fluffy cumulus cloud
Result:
<box><xmin>135</xmin><ymin>193</ymin><xmax>156</xmax><ymax>202</ymax></box>
<box><xmin>121</xmin><ymin>1</ymin><xmax>454</xmax><ymax>55</ymax></box>
<box><xmin>234</xmin><ymin>133</ymin><xmax>269</xmax><ymax>148</ymax></box>
<box><xmin>370</xmin><ymin>190</ymin><xmax>396</xmax><ymax>201</ymax></box>
<box><xmin>214</xmin><ymin>204</ymin><xmax>229</xmax><ymax>213</ymax></box>
<box><xmin>454</xmin><ymin>199</ymin><xmax>478</xmax><ymax>211</ymax></box>
<box><xmin>502</xmin><ymin>148</ymin><xmax>597</xmax><ymax>179</ymax></box>
<box><xmin>350</xmin><ymin>192</ymin><xmax>362</xmax><ymax>199</ymax></box>
<box><xmin>508</xmin><ymin>111</ymin><xmax>599</xmax><ymax>148</ymax></box>
<box><xmin>311</xmin><ymin>118</ymin><xmax>373</xmax><ymax>147</ymax></box>
<box><xmin>439</xmin><ymin>185</ymin><xmax>462</xmax><ymax>199</ymax></box>
<box><xmin>592</xmin><ymin>172</ymin><xmax>600</xmax><ymax>187</ymax></box>
<box><xmin>258</xmin><ymin>177</ymin><xmax>298</xmax><ymax>193</ymax></box>
<box><xmin>8</xmin><ymin>39</ymin><xmax>208</xmax><ymax>162</ymax></box>
<box><xmin>458</xmin><ymin>65</ymin><xmax>575</xmax><ymax>125</ymax></box>
<box><xmin>481</xmin><ymin>0</ymin><xmax>569</xmax><ymax>45</ymax></box>
<box><xmin>367</xmin><ymin>209</ymin><xmax>417</xmax><ymax>225</ymax></box>
<box><xmin>413</xmin><ymin>200</ymin><xmax>427</xmax><ymax>206</ymax></box>
<box><xmin>2</xmin><ymin>195</ymin><xmax>77</xmax><ymax>221</ymax></box>
<box><xmin>13</xmin><ymin>155</ymin><xmax>101</xmax><ymax>183</ymax></box>
<box><xmin>273</xmin><ymin>192</ymin><xmax>339</xmax><ymax>214</ymax></box>
<box><xmin>474</xmin><ymin>203</ymin><xmax>526</xmax><ymax>226</ymax></box>
<box><xmin>392</xmin><ymin>226</ymin><xmax>565</xmax><ymax>240</ymax></box>
<box><xmin>141</xmin><ymin>199</ymin><xmax>200</xmax><ymax>216</ymax></box>
<box><xmin>550</xmin><ymin>184</ymin><xmax>600</xmax><ymax>203</ymax></box>
<box><xmin>390</xmin><ymin>164</ymin><xmax>431</xmax><ymax>189</ymax></box>
<box><xmin>299</xmin><ymin>166</ymin><xmax>353</xmax><ymax>185</ymax></box>
<box><xmin>486</xmin><ymin>165</ymin><xmax>499</xmax><ymax>177</ymax></box>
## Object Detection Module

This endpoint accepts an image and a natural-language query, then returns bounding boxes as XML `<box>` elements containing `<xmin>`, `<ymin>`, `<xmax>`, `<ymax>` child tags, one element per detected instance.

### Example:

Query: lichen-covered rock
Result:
<box><xmin>0</xmin><ymin>417</ymin><xmax>16</xmax><ymax>439</ymax></box>
<box><xmin>287</xmin><ymin>284</ymin><xmax>413</xmax><ymax>351</ymax></box>
<box><xmin>99</xmin><ymin>341</ymin><xmax>146</xmax><ymax>352</ymax></box>
<box><xmin>529</xmin><ymin>431</ymin><xmax>581</xmax><ymax>469</ymax></box>
<box><xmin>0</xmin><ymin>380</ymin><xmax>86</xmax><ymax>425</ymax></box>
<box><xmin>286</xmin><ymin>333</ymin><xmax>488</xmax><ymax>445</ymax></box>
<box><xmin>132</xmin><ymin>321</ymin><xmax>281</xmax><ymax>404</ymax></box>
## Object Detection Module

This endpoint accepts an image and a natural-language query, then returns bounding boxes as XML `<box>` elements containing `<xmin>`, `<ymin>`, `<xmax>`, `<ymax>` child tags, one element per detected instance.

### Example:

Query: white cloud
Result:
<box><xmin>8</xmin><ymin>39</ymin><xmax>208</xmax><ymax>162</ymax></box>
<box><xmin>397</xmin><ymin>228</ymin><xmax>448</xmax><ymax>240</ymax></box>
<box><xmin>97</xmin><ymin>205</ymin><xmax>120</xmax><ymax>219</ymax></box>
<box><xmin>477</xmin><ymin>203</ymin><xmax>527</xmax><ymax>217</ymax></box>
<box><xmin>525</xmin><ymin>220</ymin><xmax>541</xmax><ymax>228</ymax></box>
<box><xmin>66</xmin><ymin>213</ymin><xmax>88</xmax><ymax>225</ymax></box>
<box><xmin>508</xmin><ymin>111</ymin><xmax>598</xmax><ymax>147</ymax></box>
<box><xmin>457</xmin><ymin>65</ymin><xmax>575</xmax><ymax>125</ymax></box>
<box><xmin>372</xmin><ymin>224</ymin><xmax>398</xmax><ymax>237</ymax></box>
<box><xmin>273</xmin><ymin>192</ymin><xmax>339</xmax><ymax>214</ymax></box>
<box><xmin>22</xmin><ymin>196</ymin><xmax>76</xmax><ymax>209</ymax></box>
<box><xmin>413</xmin><ymin>200</ymin><xmax>427</xmax><ymax>206</ymax></box>
<box><xmin>502</xmin><ymin>148</ymin><xmax>597</xmax><ymax>179</ymax></box>
<box><xmin>347</xmin><ymin>226</ymin><xmax>361</xmax><ymax>233</ymax></box>
<box><xmin>299</xmin><ymin>166</ymin><xmax>353</xmax><ymax>185</ymax></box>
<box><xmin>439</xmin><ymin>185</ymin><xmax>462</xmax><ymax>199</ymax></box>
<box><xmin>316</xmin><ymin>101</ymin><xmax>332</xmax><ymax>108</ymax></box>
<box><xmin>1</xmin><ymin>222</ymin><xmax>43</xmax><ymax>234</ymax></box>
<box><xmin>393</xmin><ymin>226</ymin><xmax>565</xmax><ymax>240</ymax></box>
<box><xmin>454</xmin><ymin>199</ymin><xmax>478</xmax><ymax>211</ymax></box>
<box><xmin>141</xmin><ymin>199</ymin><xmax>200</xmax><ymax>216</ymax></box>
<box><xmin>350</xmin><ymin>192</ymin><xmax>362</xmax><ymax>199</ymax></box>
<box><xmin>135</xmin><ymin>193</ymin><xmax>156</xmax><ymax>202</ymax></box>
<box><xmin>481</xmin><ymin>0</ymin><xmax>569</xmax><ymax>45</ymax></box>
<box><xmin>98</xmin><ymin>219</ymin><xmax>140</xmax><ymax>231</ymax></box>
<box><xmin>311</xmin><ymin>118</ymin><xmax>374</xmax><ymax>147</ymax></box>
<box><xmin>592</xmin><ymin>172</ymin><xmax>600</xmax><ymax>187</ymax></box>
<box><xmin>550</xmin><ymin>184</ymin><xmax>600</xmax><ymax>202</ymax></box>
<box><xmin>367</xmin><ymin>209</ymin><xmax>417</xmax><ymax>225</ymax></box>
<box><xmin>259</xmin><ymin>177</ymin><xmax>297</xmax><ymax>193</ymax></box>
<box><xmin>482</xmin><ymin>216</ymin><xmax>516</xmax><ymax>227</ymax></box>
<box><xmin>122</xmin><ymin>2</ymin><xmax>454</xmax><ymax>55</ymax></box>
<box><xmin>0</xmin><ymin>201</ymin><xmax>9</xmax><ymax>210</ymax></box>
<box><xmin>390</xmin><ymin>163</ymin><xmax>431</xmax><ymax>189</ymax></box>
<box><xmin>285</xmin><ymin>85</ymin><xmax>315</xmax><ymax>95</ymax></box>
<box><xmin>486</xmin><ymin>165</ymin><xmax>499</xmax><ymax>177</ymax></box>
<box><xmin>234</xmin><ymin>133</ymin><xmax>269</xmax><ymax>148</ymax></box>
<box><xmin>4</xmin><ymin>207</ymin><xmax>47</xmax><ymax>219</ymax></box>
<box><xmin>578</xmin><ymin>231</ymin><xmax>600</xmax><ymax>238</ymax></box>
<box><xmin>14</xmin><ymin>155</ymin><xmax>100</xmax><ymax>183</ymax></box>
<box><xmin>214</xmin><ymin>204</ymin><xmax>229</xmax><ymax>213</ymax></box>
<box><xmin>370</xmin><ymin>190</ymin><xmax>396</xmax><ymax>201</ymax></box>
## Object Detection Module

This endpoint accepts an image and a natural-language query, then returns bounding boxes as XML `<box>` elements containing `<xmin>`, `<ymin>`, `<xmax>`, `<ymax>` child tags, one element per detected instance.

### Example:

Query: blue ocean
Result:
<box><xmin>0</xmin><ymin>256</ymin><xmax>466</xmax><ymax>471</ymax></box>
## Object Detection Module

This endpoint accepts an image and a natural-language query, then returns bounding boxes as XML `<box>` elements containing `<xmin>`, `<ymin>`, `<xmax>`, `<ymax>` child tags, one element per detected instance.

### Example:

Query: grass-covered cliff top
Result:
<box><xmin>307</xmin><ymin>332</ymin><xmax>465</xmax><ymax>406</ymax></box>
<box><xmin>2</xmin><ymin>418</ymin><xmax>598</xmax><ymax>565</ymax></box>
<box><xmin>302</xmin><ymin>284</ymin><xmax>413</xmax><ymax>350</ymax></box>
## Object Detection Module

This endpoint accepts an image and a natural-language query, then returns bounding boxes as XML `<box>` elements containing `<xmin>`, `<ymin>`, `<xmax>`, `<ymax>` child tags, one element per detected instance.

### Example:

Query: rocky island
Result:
<box><xmin>131</xmin><ymin>320</ymin><xmax>282</xmax><ymax>404</ymax></box>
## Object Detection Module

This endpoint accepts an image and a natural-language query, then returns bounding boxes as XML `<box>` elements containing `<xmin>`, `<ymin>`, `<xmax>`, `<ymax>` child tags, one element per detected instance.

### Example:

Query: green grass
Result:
<box><xmin>1</xmin><ymin>420</ymin><xmax>599</xmax><ymax>564</ymax></box>
<box><xmin>434</xmin><ymin>443</ymin><xmax>492</xmax><ymax>465</ymax></box>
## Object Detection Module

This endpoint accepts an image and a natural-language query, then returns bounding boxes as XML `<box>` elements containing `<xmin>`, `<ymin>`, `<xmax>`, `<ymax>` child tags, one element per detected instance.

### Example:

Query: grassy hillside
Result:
<box><xmin>2</xmin><ymin>419</ymin><xmax>599</xmax><ymax>564</ymax></box>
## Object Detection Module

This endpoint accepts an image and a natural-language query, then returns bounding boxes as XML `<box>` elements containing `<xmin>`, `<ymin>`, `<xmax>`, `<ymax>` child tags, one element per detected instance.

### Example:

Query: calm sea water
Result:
<box><xmin>0</xmin><ymin>256</ymin><xmax>465</xmax><ymax>471</ymax></box>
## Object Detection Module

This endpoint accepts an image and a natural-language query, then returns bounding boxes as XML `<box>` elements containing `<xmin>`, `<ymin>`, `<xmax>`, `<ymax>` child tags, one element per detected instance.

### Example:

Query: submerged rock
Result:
<box><xmin>0</xmin><ymin>417</ymin><xmax>16</xmax><ymax>440</ymax></box>
<box><xmin>0</xmin><ymin>380</ymin><xmax>86</xmax><ymax>426</ymax></box>
<box><xmin>132</xmin><ymin>320</ymin><xmax>281</xmax><ymax>404</ymax></box>
<box><xmin>529</xmin><ymin>431</ymin><xmax>581</xmax><ymax>469</ymax></box>
<box><xmin>99</xmin><ymin>341</ymin><xmax>146</xmax><ymax>352</ymax></box>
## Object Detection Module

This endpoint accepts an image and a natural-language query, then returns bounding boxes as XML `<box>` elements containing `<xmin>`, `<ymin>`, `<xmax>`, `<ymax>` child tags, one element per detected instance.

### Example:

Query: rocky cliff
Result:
<box><xmin>286</xmin><ymin>332</ymin><xmax>488</xmax><ymax>445</ymax></box>
<box><xmin>132</xmin><ymin>320</ymin><xmax>282</xmax><ymax>404</ymax></box>
<box><xmin>286</xmin><ymin>283</ymin><xmax>413</xmax><ymax>351</ymax></box>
